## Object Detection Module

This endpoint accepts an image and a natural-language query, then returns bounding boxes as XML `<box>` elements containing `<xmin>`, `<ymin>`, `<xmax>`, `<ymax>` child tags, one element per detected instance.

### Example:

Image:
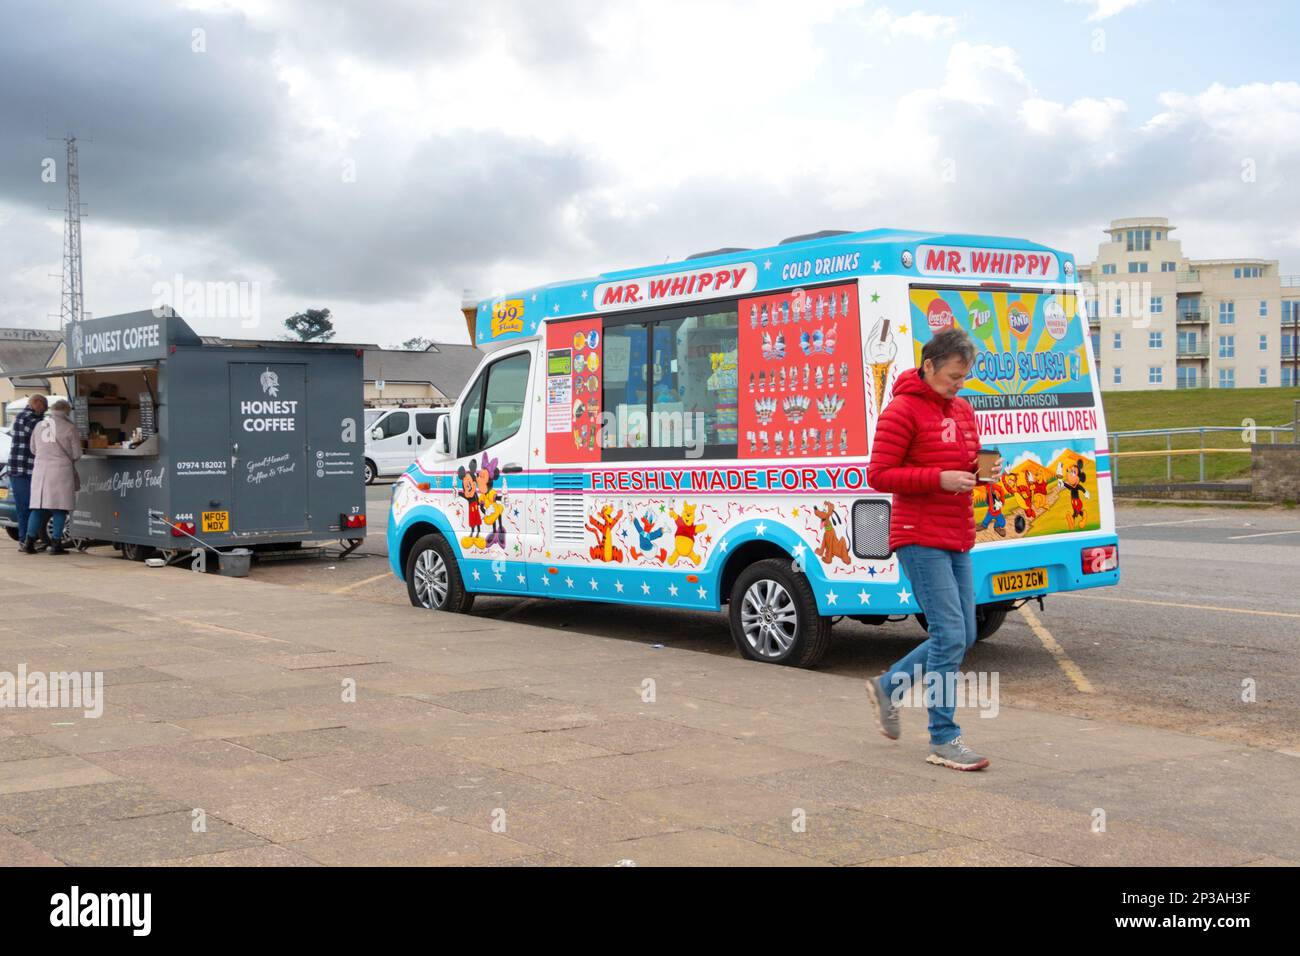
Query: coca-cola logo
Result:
<box><xmin>927</xmin><ymin>299</ymin><xmax>954</xmax><ymax>332</ymax></box>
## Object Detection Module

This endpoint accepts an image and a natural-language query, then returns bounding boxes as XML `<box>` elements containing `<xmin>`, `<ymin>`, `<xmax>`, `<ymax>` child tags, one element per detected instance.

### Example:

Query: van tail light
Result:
<box><xmin>171</xmin><ymin>521</ymin><xmax>197</xmax><ymax>537</ymax></box>
<box><xmin>343</xmin><ymin>513</ymin><xmax>367</xmax><ymax>530</ymax></box>
<box><xmin>1081</xmin><ymin>544</ymin><xmax>1118</xmax><ymax>574</ymax></box>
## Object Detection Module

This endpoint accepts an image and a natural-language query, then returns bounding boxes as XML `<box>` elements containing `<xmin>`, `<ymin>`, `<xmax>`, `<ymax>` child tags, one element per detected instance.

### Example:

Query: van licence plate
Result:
<box><xmin>992</xmin><ymin>567</ymin><xmax>1047</xmax><ymax>595</ymax></box>
<box><xmin>202</xmin><ymin>511</ymin><xmax>230</xmax><ymax>533</ymax></box>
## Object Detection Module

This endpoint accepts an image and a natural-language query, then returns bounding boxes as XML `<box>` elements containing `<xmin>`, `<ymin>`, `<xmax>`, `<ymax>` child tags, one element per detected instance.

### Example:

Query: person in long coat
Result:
<box><xmin>23</xmin><ymin>398</ymin><xmax>82</xmax><ymax>556</ymax></box>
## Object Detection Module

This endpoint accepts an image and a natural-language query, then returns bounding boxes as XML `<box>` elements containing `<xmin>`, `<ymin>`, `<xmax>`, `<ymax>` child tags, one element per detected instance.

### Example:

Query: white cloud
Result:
<box><xmin>864</xmin><ymin>7</ymin><xmax>959</xmax><ymax>41</ymax></box>
<box><xmin>1068</xmin><ymin>0</ymin><xmax>1153</xmax><ymax>21</ymax></box>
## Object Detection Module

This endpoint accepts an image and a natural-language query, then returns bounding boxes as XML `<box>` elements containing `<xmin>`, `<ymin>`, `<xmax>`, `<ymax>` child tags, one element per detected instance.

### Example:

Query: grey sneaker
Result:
<box><xmin>866</xmin><ymin>676</ymin><xmax>900</xmax><ymax>740</ymax></box>
<box><xmin>927</xmin><ymin>736</ymin><xmax>990</xmax><ymax>771</ymax></box>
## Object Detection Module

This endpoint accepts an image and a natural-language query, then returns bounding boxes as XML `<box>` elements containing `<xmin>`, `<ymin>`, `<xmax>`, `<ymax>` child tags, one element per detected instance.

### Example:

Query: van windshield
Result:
<box><xmin>364</xmin><ymin>410</ymin><xmax>383</xmax><ymax>429</ymax></box>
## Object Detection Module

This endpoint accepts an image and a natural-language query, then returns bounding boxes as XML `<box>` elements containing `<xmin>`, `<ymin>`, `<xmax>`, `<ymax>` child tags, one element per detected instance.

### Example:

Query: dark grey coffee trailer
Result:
<box><xmin>14</xmin><ymin>309</ymin><xmax>367</xmax><ymax>560</ymax></box>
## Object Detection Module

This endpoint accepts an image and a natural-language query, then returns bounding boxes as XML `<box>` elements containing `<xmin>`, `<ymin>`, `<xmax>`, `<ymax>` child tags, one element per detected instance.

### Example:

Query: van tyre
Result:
<box><xmin>729</xmin><ymin>558</ymin><xmax>831</xmax><ymax>668</ymax></box>
<box><xmin>363</xmin><ymin>459</ymin><xmax>377</xmax><ymax>485</ymax></box>
<box><xmin>405</xmin><ymin>533</ymin><xmax>474</xmax><ymax>613</ymax></box>
<box><xmin>121</xmin><ymin>542</ymin><xmax>158</xmax><ymax>562</ymax></box>
<box><xmin>915</xmin><ymin>603</ymin><xmax>1010</xmax><ymax>642</ymax></box>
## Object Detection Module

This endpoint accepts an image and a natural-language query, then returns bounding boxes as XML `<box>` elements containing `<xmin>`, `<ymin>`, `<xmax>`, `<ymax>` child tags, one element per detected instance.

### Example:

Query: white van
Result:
<box><xmin>387</xmin><ymin>228</ymin><xmax>1120</xmax><ymax>666</ymax></box>
<box><xmin>363</xmin><ymin>407</ymin><xmax>448</xmax><ymax>484</ymax></box>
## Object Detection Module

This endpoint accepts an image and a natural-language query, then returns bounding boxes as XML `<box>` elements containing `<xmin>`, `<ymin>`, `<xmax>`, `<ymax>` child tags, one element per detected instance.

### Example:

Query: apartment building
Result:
<box><xmin>1078</xmin><ymin>217</ymin><xmax>1300</xmax><ymax>390</ymax></box>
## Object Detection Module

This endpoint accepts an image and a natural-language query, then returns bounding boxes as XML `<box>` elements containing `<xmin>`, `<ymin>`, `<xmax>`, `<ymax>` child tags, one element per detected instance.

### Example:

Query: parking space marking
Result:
<box><xmin>331</xmin><ymin>572</ymin><xmax>393</xmax><ymax>595</ymax></box>
<box><xmin>1115</xmin><ymin>516</ymin><xmax>1233</xmax><ymax>529</ymax></box>
<box><xmin>1054</xmin><ymin>592</ymin><xmax>1300</xmax><ymax>619</ymax></box>
<box><xmin>1017</xmin><ymin>603</ymin><xmax>1095</xmax><ymax>694</ymax></box>
<box><xmin>1226</xmin><ymin>529</ymin><xmax>1300</xmax><ymax>540</ymax></box>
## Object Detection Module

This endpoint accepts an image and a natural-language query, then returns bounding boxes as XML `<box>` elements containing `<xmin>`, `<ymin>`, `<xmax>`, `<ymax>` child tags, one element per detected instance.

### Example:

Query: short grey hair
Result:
<box><xmin>48</xmin><ymin>398</ymin><xmax>72</xmax><ymax>413</ymax></box>
<box><xmin>920</xmin><ymin>326</ymin><xmax>977</xmax><ymax>376</ymax></box>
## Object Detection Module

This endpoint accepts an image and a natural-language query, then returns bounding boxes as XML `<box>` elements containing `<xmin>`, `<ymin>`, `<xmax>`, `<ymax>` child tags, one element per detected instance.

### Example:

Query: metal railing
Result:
<box><xmin>1176</xmin><ymin>310</ymin><xmax>1209</xmax><ymax>323</ymax></box>
<box><xmin>1280</xmin><ymin>275</ymin><xmax>1300</xmax><ymax>288</ymax></box>
<box><xmin>1108</xmin><ymin>405</ymin><xmax>1299</xmax><ymax>485</ymax></box>
<box><xmin>1176</xmin><ymin>270</ymin><xmax>1201</xmax><ymax>283</ymax></box>
<box><xmin>1175</xmin><ymin>342</ymin><xmax>1210</xmax><ymax>357</ymax></box>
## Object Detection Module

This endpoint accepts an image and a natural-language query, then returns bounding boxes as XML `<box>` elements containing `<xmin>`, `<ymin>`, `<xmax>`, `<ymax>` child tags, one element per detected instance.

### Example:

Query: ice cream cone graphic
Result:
<box><xmin>867</xmin><ymin>318</ymin><xmax>896</xmax><ymax>412</ymax></box>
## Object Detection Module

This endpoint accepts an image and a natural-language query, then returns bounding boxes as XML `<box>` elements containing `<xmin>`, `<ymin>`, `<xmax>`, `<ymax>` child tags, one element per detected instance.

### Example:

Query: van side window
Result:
<box><xmin>458</xmin><ymin>352</ymin><xmax>530</xmax><ymax>457</ymax></box>
<box><xmin>415</xmin><ymin>412</ymin><xmax>442</xmax><ymax>439</ymax></box>
<box><xmin>602</xmin><ymin>303</ymin><xmax>738</xmax><ymax>459</ymax></box>
<box><xmin>376</xmin><ymin>411</ymin><xmax>408</xmax><ymax>439</ymax></box>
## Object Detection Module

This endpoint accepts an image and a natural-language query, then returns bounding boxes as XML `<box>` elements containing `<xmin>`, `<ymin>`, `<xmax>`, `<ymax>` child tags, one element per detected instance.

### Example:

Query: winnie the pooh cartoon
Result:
<box><xmin>660</xmin><ymin>502</ymin><xmax>707</xmax><ymax>566</ymax></box>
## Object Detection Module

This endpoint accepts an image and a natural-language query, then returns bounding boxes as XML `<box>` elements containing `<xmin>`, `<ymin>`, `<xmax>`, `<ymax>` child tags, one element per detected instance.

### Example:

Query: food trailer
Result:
<box><xmin>14</xmin><ymin>309</ymin><xmax>368</xmax><ymax>562</ymax></box>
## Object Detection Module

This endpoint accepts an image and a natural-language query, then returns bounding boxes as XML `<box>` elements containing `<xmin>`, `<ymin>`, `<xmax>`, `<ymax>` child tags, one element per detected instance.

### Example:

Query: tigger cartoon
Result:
<box><xmin>660</xmin><ymin>502</ymin><xmax>706</xmax><ymax>567</ymax></box>
<box><xmin>1058</xmin><ymin>457</ymin><xmax>1091</xmax><ymax>530</ymax></box>
<box><xmin>813</xmin><ymin>501</ymin><xmax>852</xmax><ymax>565</ymax></box>
<box><xmin>586</xmin><ymin>504</ymin><xmax>625</xmax><ymax>563</ymax></box>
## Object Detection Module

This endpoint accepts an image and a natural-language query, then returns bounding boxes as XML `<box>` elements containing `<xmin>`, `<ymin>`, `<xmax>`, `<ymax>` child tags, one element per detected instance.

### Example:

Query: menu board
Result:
<box><xmin>736</xmin><ymin>282</ymin><xmax>868</xmax><ymax>459</ymax></box>
<box><xmin>72</xmin><ymin>396</ymin><xmax>90</xmax><ymax>440</ymax></box>
<box><xmin>138</xmin><ymin>391</ymin><xmax>156</xmax><ymax>438</ymax></box>
<box><xmin>545</xmin><ymin>319</ymin><xmax>603</xmax><ymax>463</ymax></box>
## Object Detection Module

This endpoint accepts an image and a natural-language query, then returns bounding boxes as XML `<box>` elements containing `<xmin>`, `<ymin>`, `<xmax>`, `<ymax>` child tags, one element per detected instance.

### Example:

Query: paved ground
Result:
<box><xmin>1</xmin><ymin>502</ymin><xmax>1298</xmax><ymax>866</ymax></box>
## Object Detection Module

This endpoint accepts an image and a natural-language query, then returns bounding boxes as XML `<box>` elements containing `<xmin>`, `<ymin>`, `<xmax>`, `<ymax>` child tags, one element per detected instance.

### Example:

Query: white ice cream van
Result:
<box><xmin>387</xmin><ymin>228</ymin><xmax>1120</xmax><ymax>666</ymax></box>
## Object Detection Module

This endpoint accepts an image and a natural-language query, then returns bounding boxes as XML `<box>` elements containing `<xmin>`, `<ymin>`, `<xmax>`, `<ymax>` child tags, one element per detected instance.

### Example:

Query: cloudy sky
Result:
<box><xmin>1</xmin><ymin>0</ymin><xmax>1297</xmax><ymax>346</ymax></box>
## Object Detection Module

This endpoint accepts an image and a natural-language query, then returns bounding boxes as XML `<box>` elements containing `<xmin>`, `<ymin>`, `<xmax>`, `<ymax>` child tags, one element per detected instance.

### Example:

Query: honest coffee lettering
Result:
<box><xmin>241</xmin><ymin>399</ymin><xmax>299</xmax><ymax>432</ymax></box>
<box><xmin>80</xmin><ymin>323</ymin><xmax>162</xmax><ymax>358</ymax></box>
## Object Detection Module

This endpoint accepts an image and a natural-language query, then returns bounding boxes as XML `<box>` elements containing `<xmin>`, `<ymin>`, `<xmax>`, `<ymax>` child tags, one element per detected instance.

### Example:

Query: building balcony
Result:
<box><xmin>1176</xmin><ymin>311</ymin><xmax>1209</xmax><ymax>324</ymax></box>
<box><xmin>1176</xmin><ymin>343</ymin><xmax>1210</xmax><ymax>358</ymax></box>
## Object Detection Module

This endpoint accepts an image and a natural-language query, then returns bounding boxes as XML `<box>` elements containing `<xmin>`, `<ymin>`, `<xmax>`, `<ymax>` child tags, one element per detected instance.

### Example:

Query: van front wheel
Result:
<box><xmin>729</xmin><ymin>558</ymin><xmax>830</xmax><ymax>668</ymax></box>
<box><xmin>405</xmin><ymin>533</ymin><xmax>474</xmax><ymax>613</ymax></box>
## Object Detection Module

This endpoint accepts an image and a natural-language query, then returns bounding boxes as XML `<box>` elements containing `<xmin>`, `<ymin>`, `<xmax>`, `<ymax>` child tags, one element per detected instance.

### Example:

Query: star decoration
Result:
<box><xmin>517</xmin><ymin>572</ymin><xmax>526</xmax><ymax>584</ymax></box>
<box><xmin>755</xmin><ymin>522</ymin><xmax>767</xmax><ymax>536</ymax></box>
<box><xmin>641</xmin><ymin>581</ymin><xmax>650</xmax><ymax>594</ymax></box>
<box><xmin>542</xmin><ymin>576</ymin><xmax>550</xmax><ymax>586</ymax></box>
<box><xmin>763</xmin><ymin>259</ymin><xmax>772</xmax><ymax>270</ymax></box>
<box><xmin>793</xmin><ymin>543</ymin><xmax>806</xmax><ymax>559</ymax></box>
<box><xmin>898</xmin><ymin>323</ymin><xmax>908</xmax><ymax>334</ymax></box>
<box><xmin>471</xmin><ymin>569</ymin><xmax>480</xmax><ymax>581</ymax></box>
<box><xmin>718</xmin><ymin>539</ymin><xmax>728</xmax><ymax>552</ymax></box>
<box><xmin>565</xmin><ymin>576</ymin><xmax>574</xmax><ymax>588</ymax></box>
<box><xmin>553</xmin><ymin>304</ymin><xmax>560</xmax><ymax>313</ymax></box>
<box><xmin>589</xmin><ymin>578</ymin><xmax>598</xmax><ymax>590</ymax></box>
<box><xmin>494</xmin><ymin>571</ymin><xmax>503</xmax><ymax>582</ymax></box>
<box><xmin>581</xmin><ymin>289</ymin><xmax>588</xmax><ymax>299</ymax></box>
<box><xmin>897</xmin><ymin>588</ymin><xmax>912</xmax><ymax>604</ymax></box>
<box><xmin>697</xmin><ymin>586</ymin><xmax>707</xmax><ymax>599</ymax></box>
<box><xmin>826</xmin><ymin>590</ymin><xmax>838</xmax><ymax>605</ymax></box>
<box><xmin>858</xmin><ymin>590</ymin><xmax>871</xmax><ymax>604</ymax></box>
<box><xmin>870</xmin><ymin>292</ymin><xmax>880</xmax><ymax>303</ymax></box>
<box><xmin>871</xmin><ymin>260</ymin><xmax>882</xmax><ymax>272</ymax></box>
<box><xmin>615</xmin><ymin>580</ymin><xmax>624</xmax><ymax>593</ymax></box>
<box><xmin>668</xmin><ymin>583</ymin><xmax>679</xmax><ymax>596</ymax></box>
<box><xmin>704</xmin><ymin>534</ymin><xmax>712</xmax><ymax>544</ymax></box>
<box><xmin>867</xmin><ymin>566</ymin><xmax>878</xmax><ymax>577</ymax></box>
<box><xmin>791</xmin><ymin>507</ymin><xmax>799</xmax><ymax>516</ymax></box>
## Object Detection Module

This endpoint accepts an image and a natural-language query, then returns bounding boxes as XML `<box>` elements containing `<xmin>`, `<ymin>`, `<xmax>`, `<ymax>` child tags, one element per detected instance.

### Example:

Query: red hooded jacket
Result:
<box><xmin>867</xmin><ymin>367</ymin><xmax>981</xmax><ymax>553</ymax></box>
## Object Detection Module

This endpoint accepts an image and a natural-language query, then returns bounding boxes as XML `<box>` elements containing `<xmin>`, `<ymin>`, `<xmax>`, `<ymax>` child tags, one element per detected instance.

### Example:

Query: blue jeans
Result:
<box><xmin>10</xmin><ymin>475</ymin><xmax>32</xmax><ymax>542</ymax></box>
<box><xmin>27</xmin><ymin>508</ymin><xmax>67</xmax><ymax>542</ymax></box>
<box><xmin>882</xmin><ymin>544</ymin><xmax>977</xmax><ymax>746</ymax></box>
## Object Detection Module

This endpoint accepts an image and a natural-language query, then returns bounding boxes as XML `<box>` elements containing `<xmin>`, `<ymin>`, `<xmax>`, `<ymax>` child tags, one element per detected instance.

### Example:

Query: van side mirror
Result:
<box><xmin>433</xmin><ymin>415</ymin><xmax>452</xmax><ymax>460</ymax></box>
<box><xmin>369</xmin><ymin>427</ymin><xmax>383</xmax><ymax>442</ymax></box>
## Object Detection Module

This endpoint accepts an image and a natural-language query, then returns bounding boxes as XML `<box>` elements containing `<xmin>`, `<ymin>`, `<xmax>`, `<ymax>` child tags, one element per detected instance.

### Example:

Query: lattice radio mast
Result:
<box><xmin>59</xmin><ymin>135</ymin><xmax>86</xmax><ymax>328</ymax></box>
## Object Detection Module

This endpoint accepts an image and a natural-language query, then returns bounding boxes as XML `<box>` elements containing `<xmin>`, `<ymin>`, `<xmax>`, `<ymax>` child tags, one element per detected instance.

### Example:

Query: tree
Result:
<box><xmin>396</xmin><ymin>336</ymin><xmax>433</xmax><ymax>351</ymax></box>
<box><xmin>283</xmin><ymin>308</ymin><xmax>335</xmax><ymax>342</ymax></box>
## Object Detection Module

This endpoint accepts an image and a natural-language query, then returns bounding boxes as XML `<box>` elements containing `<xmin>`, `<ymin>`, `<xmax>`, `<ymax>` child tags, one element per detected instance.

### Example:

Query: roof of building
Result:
<box><xmin>0</xmin><ymin>328</ymin><xmax>63</xmax><ymax>387</ymax></box>
<box><xmin>196</xmin><ymin>335</ymin><xmax>481</xmax><ymax>398</ymax></box>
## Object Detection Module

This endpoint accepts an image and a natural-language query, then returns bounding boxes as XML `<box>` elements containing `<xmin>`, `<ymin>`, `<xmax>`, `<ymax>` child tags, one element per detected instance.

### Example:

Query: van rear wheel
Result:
<box><xmin>405</xmin><ymin>533</ymin><xmax>474</xmax><ymax>613</ymax></box>
<box><xmin>363</xmin><ymin>459</ymin><xmax>377</xmax><ymax>485</ymax></box>
<box><xmin>916</xmin><ymin>603</ymin><xmax>1011</xmax><ymax>642</ymax></box>
<box><xmin>728</xmin><ymin>558</ymin><xmax>830</xmax><ymax>668</ymax></box>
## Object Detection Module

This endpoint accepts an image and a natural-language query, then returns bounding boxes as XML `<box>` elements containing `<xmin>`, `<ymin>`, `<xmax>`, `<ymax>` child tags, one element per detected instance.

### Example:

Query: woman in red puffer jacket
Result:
<box><xmin>864</xmin><ymin>326</ymin><xmax>995</xmax><ymax>772</ymax></box>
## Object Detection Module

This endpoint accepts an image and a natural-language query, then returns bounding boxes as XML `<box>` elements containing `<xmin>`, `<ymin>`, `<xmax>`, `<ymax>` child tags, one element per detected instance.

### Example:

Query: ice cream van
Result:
<box><xmin>387</xmin><ymin>228</ymin><xmax>1120</xmax><ymax>666</ymax></box>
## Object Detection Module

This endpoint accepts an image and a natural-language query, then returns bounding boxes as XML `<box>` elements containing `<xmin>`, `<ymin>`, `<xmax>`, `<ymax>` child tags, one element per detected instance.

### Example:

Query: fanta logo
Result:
<box><xmin>1008</xmin><ymin>306</ymin><xmax>1031</xmax><ymax>334</ymax></box>
<box><xmin>927</xmin><ymin>299</ymin><xmax>954</xmax><ymax>332</ymax></box>
<box><xmin>490</xmin><ymin>299</ymin><xmax>525</xmax><ymax>337</ymax></box>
